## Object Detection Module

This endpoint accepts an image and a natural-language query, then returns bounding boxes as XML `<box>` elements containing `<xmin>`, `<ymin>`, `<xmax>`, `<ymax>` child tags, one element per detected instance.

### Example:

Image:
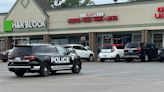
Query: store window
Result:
<box><xmin>52</xmin><ymin>38</ymin><xmax>68</xmax><ymax>45</ymax></box>
<box><xmin>30</xmin><ymin>36</ymin><xmax>43</xmax><ymax>44</ymax></box>
<box><xmin>12</xmin><ymin>37</ymin><xmax>29</xmax><ymax>46</ymax></box>
<box><xmin>153</xmin><ymin>34</ymin><xmax>163</xmax><ymax>48</ymax></box>
<box><xmin>132</xmin><ymin>34</ymin><xmax>142</xmax><ymax>43</ymax></box>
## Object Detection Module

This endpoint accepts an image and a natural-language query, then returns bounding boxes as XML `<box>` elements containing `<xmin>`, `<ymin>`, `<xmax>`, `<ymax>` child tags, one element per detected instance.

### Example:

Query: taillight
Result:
<box><xmin>136</xmin><ymin>48</ymin><xmax>141</xmax><ymax>53</ymax></box>
<box><xmin>24</xmin><ymin>56</ymin><xmax>36</xmax><ymax>61</ymax></box>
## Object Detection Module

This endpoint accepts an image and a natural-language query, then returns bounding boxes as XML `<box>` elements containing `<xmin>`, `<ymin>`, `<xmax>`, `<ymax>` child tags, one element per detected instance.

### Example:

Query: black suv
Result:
<box><xmin>124</xmin><ymin>43</ymin><xmax>158</xmax><ymax>62</ymax></box>
<box><xmin>8</xmin><ymin>44</ymin><xmax>81</xmax><ymax>77</ymax></box>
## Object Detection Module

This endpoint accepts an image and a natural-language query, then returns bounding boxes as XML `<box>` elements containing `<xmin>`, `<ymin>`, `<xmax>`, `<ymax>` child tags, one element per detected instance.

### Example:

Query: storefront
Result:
<box><xmin>1</xmin><ymin>0</ymin><xmax>164</xmax><ymax>56</ymax></box>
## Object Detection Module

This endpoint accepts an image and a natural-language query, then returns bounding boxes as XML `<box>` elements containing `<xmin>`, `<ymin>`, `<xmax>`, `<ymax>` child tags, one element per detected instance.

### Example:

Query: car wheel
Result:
<box><xmin>88</xmin><ymin>55</ymin><xmax>94</xmax><ymax>62</ymax></box>
<box><xmin>159</xmin><ymin>59</ymin><xmax>163</xmax><ymax>62</ymax></box>
<box><xmin>72</xmin><ymin>62</ymin><xmax>81</xmax><ymax>73</ymax></box>
<box><xmin>39</xmin><ymin>63</ymin><xmax>50</xmax><ymax>76</ymax></box>
<box><xmin>15</xmin><ymin>70</ymin><xmax>25</xmax><ymax>77</ymax></box>
<box><xmin>126</xmin><ymin>58</ymin><xmax>131</xmax><ymax>62</ymax></box>
<box><xmin>2</xmin><ymin>59</ymin><xmax>7</xmax><ymax>62</ymax></box>
<box><xmin>100</xmin><ymin>59</ymin><xmax>105</xmax><ymax>62</ymax></box>
<box><xmin>115</xmin><ymin>55</ymin><xmax>120</xmax><ymax>62</ymax></box>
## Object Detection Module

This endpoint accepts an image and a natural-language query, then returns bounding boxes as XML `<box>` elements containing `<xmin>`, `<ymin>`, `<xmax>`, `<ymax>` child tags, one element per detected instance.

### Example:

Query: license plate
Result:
<box><xmin>15</xmin><ymin>57</ymin><xmax>21</xmax><ymax>61</ymax></box>
<box><xmin>128</xmin><ymin>49</ymin><xmax>133</xmax><ymax>53</ymax></box>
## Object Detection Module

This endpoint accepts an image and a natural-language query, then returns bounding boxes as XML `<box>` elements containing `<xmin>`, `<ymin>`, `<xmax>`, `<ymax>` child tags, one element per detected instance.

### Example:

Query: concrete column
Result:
<box><xmin>142</xmin><ymin>30</ymin><xmax>151</xmax><ymax>43</ymax></box>
<box><xmin>145</xmin><ymin>30</ymin><xmax>151</xmax><ymax>43</ymax></box>
<box><xmin>43</xmin><ymin>34</ymin><xmax>52</xmax><ymax>44</ymax></box>
<box><xmin>4</xmin><ymin>36</ymin><xmax>12</xmax><ymax>50</ymax></box>
<box><xmin>141</xmin><ymin>30</ymin><xmax>145</xmax><ymax>43</ymax></box>
<box><xmin>89</xmin><ymin>32</ymin><xmax>97</xmax><ymax>59</ymax></box>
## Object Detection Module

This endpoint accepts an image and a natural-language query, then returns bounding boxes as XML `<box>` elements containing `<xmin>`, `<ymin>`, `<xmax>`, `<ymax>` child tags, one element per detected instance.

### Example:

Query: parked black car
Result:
<box><xmin>157</xmin><ymin>48</ymin><xmax>164</xmax><ymax>62</ymax></box>
<box><xmin>8</xmin><ymin>44</ymin><xmax>81</xmax><ymax>77</ymax></box>
<box><xmin>124</xmin><ymin>42</ymin><xmax>159</xmax><ymax>62</ymax></box>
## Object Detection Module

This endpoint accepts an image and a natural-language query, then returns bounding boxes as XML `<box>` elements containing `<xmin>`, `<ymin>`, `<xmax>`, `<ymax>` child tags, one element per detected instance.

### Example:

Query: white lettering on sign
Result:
<box><xmin>12</xmin><ymin>20</ymin><xmax>46</xmax><ymax>29</ymax></box>
<box><xmin>51</xmin><ymin>57</ymin><xmax>70</xmax><ymax>64</ymax></box>
<box><xmin>80</xmin><ymin>12</ymin><xmax>105</xmax><ymax>18</ymax></box>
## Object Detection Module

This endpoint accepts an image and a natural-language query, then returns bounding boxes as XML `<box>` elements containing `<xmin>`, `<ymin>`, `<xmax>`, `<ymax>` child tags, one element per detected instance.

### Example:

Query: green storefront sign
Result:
<box><xmin>4</xmin><ymin>20</ymin><xmax>46</xmax><ymax>32</ymax></box>
<box><xmin>4</xmin><ymin>20</ymin><xmax>13</xmax><ymax>32</ymax></box>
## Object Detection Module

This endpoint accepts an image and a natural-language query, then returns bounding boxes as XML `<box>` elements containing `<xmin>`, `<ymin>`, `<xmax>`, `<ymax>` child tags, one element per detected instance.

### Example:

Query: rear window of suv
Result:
<box><xmin>101</xmin><ymin>46</ymin><xmax>112</xmax><ymax>49</ymax></box>
<box><xmin>10</xmin><ymin>46</ymin><xmax>32</xmax><ymax>56</ymax></box>
<box><xmin>125</xmin><ymin>43</ymin><xmax>140</xmax><ymax>48</ymax></box>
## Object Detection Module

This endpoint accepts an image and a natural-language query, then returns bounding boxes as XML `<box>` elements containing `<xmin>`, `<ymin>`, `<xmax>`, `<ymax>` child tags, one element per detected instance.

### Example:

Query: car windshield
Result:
<box><xmin>101</xmin><ymin>45</ymin><xmax>112</xmax><ymax>49</ymax></box>
<box><xmin>125</xmin><ymin>43</ymin><xmax>140</xmax><ymax>48</ymax></box>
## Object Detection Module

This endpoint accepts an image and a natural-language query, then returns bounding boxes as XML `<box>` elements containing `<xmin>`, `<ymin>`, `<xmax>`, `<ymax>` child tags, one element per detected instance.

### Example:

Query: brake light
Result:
<box><xmin>24</xmin><ymin>56</ymin><xmax>36</xmax><ymax>61</ymax></box>
<box><xmin>136</xmin><ymin>48</ymin><xmax>141</xmax><ymax>52</ymax></box>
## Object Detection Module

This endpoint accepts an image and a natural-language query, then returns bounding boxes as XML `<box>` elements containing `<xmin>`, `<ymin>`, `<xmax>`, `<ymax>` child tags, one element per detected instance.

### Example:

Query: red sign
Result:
<box><xmin>155</xmin><ymin>7</ymin><xmax>164</xmax><ymax>19</ymax></box>
<box><xmin>68</xmin><ymin>13</ymin><xmax>118</xmax><ymax>24</ymax></box>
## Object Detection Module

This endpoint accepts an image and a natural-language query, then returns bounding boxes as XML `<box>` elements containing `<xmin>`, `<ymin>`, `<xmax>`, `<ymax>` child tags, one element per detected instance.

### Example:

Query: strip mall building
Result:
<box><xmin>1</xmin><ymin>0</ymin><xmax>164</xmax><ymax>55</ymax></box>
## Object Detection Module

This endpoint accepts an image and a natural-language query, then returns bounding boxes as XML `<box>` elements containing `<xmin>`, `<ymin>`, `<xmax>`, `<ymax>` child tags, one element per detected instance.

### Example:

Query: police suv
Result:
<box><xmin>8</xmin><ymin>44</ymin><xmax>81</xmax><ymax>77</ymax></box>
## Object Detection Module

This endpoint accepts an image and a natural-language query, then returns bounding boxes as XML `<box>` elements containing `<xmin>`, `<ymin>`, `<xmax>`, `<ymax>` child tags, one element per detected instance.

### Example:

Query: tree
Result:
<box><xmin>49</xmin><ymin>0</ymin><xmax>95</xmax><ymax>8</ymax></box>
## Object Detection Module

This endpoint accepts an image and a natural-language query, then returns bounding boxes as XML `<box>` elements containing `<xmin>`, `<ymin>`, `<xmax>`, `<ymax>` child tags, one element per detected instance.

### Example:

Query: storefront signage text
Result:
<box><xmin>12</xmin><ymin>20</ymin><xmax>46</xmax><ymax>29</ymax></box>
<box><xmin>4</xmin><ymin>20</ymin><xmax>46</xmax><ymax>32</ymax></box>
<box><xmin>68</xmin><ymin>12</ymin><xmax>118</xmax><ymax>23</ymax></box>
<box><xmin>155</xmin><ymin>7</ymin><xmax>164</xmax><ymax>19</ymax></box>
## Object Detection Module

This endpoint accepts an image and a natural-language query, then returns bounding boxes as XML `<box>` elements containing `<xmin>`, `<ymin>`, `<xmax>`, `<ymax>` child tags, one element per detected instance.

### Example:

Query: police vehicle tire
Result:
<box><xmin>100</xmin><ymin>59</ymin><xmax>105</xmax><ymax>62</ymax></box>
<box><xmin>115</xmin><ymin>55</ymin><xmax>120</xmax><ymax>62</ymax></box>
<box><xmin>72</xmin><ymin>62</ymin><xmax>81</xmax><ymax>73</ymax></box>
<box><xmin>39</xmin><ymin>63</ymin><xmax>50</xmax><ymax>76</ymax></box>
<box><xmin>15</xmin><ymin>71</ymin><xmax>25</xmax><ymax>77</ymax></box>
<box><xmin>88</xmin><ymin>55</ymin><xmax>94</xmax><ymax>62</ymax></box>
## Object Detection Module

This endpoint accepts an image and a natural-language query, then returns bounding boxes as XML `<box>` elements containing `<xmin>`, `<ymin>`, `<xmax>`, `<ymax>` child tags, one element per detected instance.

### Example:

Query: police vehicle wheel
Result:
<box><xmin>115</xmin><ymin>55</ymin><xmax>120</xmax><ymax>62</ymax></box>
<box><xmin>88</xmin><ymin>55</ymin><xmax>94</xmax><ymax>62</ymax></box>
<box><xmin>40</xmin><ymin>63</ymin><xmax>50</xmax><ymax>76</ymax></box>
<box><xmin>100</xmin><ymin>59</ymin><xmax>105</xmax><ymax>62</ymax></box>
<box><xmin>15</xmin><ymin>71</ymin><xmax>25</xmax><ymax>77</ymax></box>
<box><xmin>72</xmin><ymin>62</ymin><xmax>81</xmax><ymax>73</ymax></box>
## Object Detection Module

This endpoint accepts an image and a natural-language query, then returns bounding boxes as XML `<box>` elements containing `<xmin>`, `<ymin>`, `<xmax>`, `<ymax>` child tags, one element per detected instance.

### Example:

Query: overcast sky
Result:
<box><xmin>0</xmin><ymin>0</ymin><xmax>128</xmax><ymax>13</ymax></box>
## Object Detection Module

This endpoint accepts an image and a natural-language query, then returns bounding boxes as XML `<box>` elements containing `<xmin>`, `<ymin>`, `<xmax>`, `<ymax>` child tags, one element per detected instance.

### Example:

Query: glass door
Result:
<box><xmin>153</xmin><ymin>34</ymin><xmax>163</xmax><ymax>48</ymax></box>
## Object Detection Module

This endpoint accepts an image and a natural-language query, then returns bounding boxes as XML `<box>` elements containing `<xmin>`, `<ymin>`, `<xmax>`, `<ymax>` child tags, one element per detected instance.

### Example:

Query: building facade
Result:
<box><xmin>1</xmin><ymin>0</ymin><xmax>164</xmax><ymax>56</ymax></box>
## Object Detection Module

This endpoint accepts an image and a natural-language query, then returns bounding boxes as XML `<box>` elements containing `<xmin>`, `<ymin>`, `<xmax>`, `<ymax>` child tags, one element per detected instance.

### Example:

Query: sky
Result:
<box><xmin>0</xmin><ymin>0</ymin><xmax>128</xmax><ymax>13</ymax></box>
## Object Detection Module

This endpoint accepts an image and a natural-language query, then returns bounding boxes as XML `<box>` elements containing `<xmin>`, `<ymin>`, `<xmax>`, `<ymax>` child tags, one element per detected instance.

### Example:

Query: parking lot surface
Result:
<box><xmin>0</xmin><ymin>62</ymin><xmax>164</xmax><ymax>92</ymax></box>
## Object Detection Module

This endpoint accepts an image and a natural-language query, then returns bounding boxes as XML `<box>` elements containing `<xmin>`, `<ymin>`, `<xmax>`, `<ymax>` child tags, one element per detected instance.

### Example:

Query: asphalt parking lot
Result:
<box><xmin>0</xmin><ymin>61</ymin><xmax>164</xmax><ymax>92</ymax></box>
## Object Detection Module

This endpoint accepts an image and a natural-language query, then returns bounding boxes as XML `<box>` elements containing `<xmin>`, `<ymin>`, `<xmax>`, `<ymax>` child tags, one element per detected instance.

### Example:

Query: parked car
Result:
<box><xmin>98</xmin><ymin>44</ymin><xmax>124</xmax><ymax>62</ymax></box>
<box><xmin>63</xmin><ymin>44</ymin><xmax>95</xmax><ymax>62</ymax></box>
<box><xmin>0</xmin><ymin>49</ymin><xmax>12</xmax><ymax>62</ymax></box>
<box><xmin>157</xmin><ymin>48</ymin><xmax>164</xmax><ymax>62</ymax></box>
<box><xmin>8</xmin><ymin>44</ymin><xmax>81</xmax><ymax>77</ymax></box>
<box><xmin>124</xmin><ymin>42</ymin><xmax>158</xmax><ymax>62</ymax></box>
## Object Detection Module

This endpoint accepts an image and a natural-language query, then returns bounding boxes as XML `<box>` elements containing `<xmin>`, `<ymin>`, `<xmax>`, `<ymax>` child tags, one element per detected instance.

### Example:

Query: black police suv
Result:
<box><xmin>8</xmin><ymin>44</ymin><xmax>81</xmax><ymax>77</ymax></box>
<box><xmin>124</xmin><ymin>43</ymin><xmax>159</xmax><ymax>62</ymax></box>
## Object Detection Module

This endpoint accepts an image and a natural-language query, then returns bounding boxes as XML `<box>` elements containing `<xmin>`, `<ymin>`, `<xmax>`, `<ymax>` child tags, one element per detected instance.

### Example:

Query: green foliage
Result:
<box><xmin>49</xmin><ymin>0</ymin><xmax>95</xmax><ymax>8</ymax></box>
